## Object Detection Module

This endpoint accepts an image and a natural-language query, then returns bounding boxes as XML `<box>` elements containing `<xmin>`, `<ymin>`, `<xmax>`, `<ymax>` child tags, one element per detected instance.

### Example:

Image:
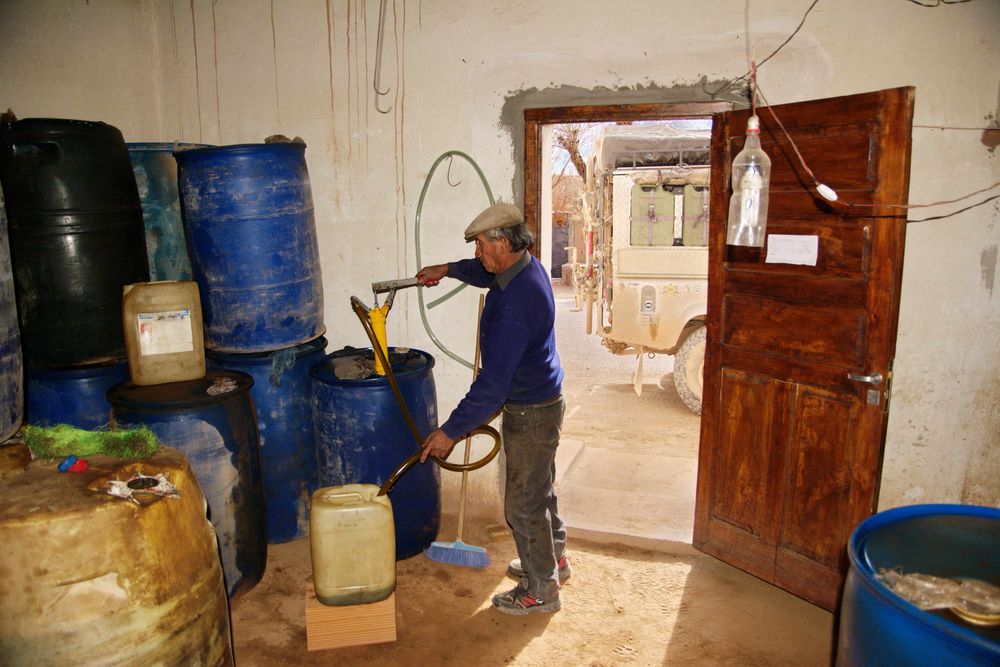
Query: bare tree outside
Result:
<box><xmin>551</xmin><ymin>123</ymin><xmax>603</xmax><ymax>278</ymax></box>
<box><xmin>552</xmin><ymin>124</ymin><xmax>592</xmax><ymax>183</ymax></box>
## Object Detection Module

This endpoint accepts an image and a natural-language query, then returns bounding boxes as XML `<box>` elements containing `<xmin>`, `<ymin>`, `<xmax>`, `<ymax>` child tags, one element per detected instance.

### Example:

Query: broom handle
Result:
<box><xmin>455</xmin><ymin>293</ymin><xmax>484</xmax><ymax>543</ymax></box>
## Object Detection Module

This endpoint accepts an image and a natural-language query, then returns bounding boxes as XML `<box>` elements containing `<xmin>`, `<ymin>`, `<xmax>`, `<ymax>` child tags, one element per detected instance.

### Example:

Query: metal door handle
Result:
<box><xmin>848</xmin><ymin>372</ymin><xmax>883</xmax><ymax>385</ymax></box>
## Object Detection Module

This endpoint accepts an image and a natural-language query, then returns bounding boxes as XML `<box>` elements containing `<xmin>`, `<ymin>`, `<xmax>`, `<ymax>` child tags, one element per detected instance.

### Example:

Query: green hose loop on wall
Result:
<box><xmin>414</xmin><ymin>150</ymin><xmax>495</xmax><ymax>371</ymax></box>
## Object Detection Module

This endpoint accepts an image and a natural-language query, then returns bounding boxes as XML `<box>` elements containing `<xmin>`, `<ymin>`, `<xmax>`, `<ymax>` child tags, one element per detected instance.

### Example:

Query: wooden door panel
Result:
<box><xmin>723</xmin><ymin>295</ymin><xmax>868</xmax><ymax>366</ymax></box>
<box><xmin>713</xmin><ymin>369</ymin><xmax>779</xmax><ymax>533</ymax></box>
<box><xmin>764</xmin><ymin>123</ymin><xmax>880</xmax><ymax>194</ymax></box>
<box><xmin>753</xmin><ymin>219</ymin><xmax>870</xmax><ymax>276</ymax></box>
<box><xmin>720</xmin><ymin>347</ymin><xmax>865</xmax><ymax>396</ymax></box>
<box><xmin>724</xmin><ymin>271</ymin><xmax>868</xmax><ymax>305</ymax></box>
<box><xmin>773</xmin><ymin>383</ymin><xmax>871</xmax><ymax>610</ymax></box>
<box><xmin>700</xmin><ymin>368</ymin><xmax>786</xmax><ymax>575</ymax></box>
<box><xmin>695</xmin><ymin>87</ymin><xmax>914</xmax><ymax>611</ymax></box>
<box><xmin>724</xmin><ymin>220</ymin><xmax>874</xmax><ymax>274</ymax></box>
<box><xmin>726</xmin><ymin>121</ymin><xmax>884</xmax><ymax>217</ymax></box>
<box><xmin>779</xmin><ymin>385</ymin><xmax>862</xmax><ymax>566</ymax></box>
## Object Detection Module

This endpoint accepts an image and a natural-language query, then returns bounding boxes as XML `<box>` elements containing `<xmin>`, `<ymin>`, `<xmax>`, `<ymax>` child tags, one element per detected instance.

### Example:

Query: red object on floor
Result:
<box><xmin>68</xmin><ymin>459</ymin><xmax>89</xmax><ymax>472</ymax></box>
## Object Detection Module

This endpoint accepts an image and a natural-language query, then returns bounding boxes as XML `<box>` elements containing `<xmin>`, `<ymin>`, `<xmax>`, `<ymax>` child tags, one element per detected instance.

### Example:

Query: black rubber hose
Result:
<box><xmin>349</xmin><ymin>297</ymin><xmax>501</xmax><ymax>496</ymax></box>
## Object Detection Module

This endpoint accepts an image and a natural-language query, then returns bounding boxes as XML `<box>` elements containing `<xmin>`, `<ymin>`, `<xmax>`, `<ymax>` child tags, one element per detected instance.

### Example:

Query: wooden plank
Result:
<box><xmin>524</xmin><ymin>101</ymin><xmax>731</xmax><ymax>123</ymax></box>
<box><xmin>304</xmin><ymin>585</ymin><xmax>396</xmax><ymax>651</ymax></box>
<box><xmin>524</xmin><ymin>117</ymin><xmax>542</xmax><ymax>255</ymax></box>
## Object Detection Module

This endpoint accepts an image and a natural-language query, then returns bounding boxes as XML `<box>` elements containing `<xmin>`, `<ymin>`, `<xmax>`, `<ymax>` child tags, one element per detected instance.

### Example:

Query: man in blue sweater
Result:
<box><xmin>416</xmin><ymin>202</ymin><xmax>571</xmax><ymax>615</ymax></box>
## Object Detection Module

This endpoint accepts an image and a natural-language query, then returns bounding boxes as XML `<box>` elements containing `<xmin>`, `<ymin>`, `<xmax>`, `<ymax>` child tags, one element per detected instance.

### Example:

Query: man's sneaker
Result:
<box><xmin>507</xmin><ymin>555</ymin><xmax>572</xmax><ymax>583</ymax></box>
<box><xmin>492</xmin><ymin>584</ymin><xmax>561</xmax><ymax>615</ymax></box>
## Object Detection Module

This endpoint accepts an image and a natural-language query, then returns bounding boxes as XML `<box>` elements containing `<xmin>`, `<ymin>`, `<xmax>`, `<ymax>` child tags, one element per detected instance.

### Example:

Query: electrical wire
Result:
<box><xmin>754</xmin><ymin>84</ymin><xmax>820</xmax><ymax>185</ymax></box>
<box><xmin>908</xmin><ymin>195</ymin><xmax>999</xmax><ymax>223</ymax></box>
<box><xmin>725</xmin><ymin>1</ymin><xmax>991</xmax><ymax>223</ymax></box>
<box><xmin>872</xmin><ymin>182</ymin><xmax>1000</xmax><ymax>209</ymax></box>
<box><xmin>706</xmin><ymin>0</ymin><xmax>822</xmax><ymax>99</ymax></box>
<box><xmin>753</xmin><ymin>81</ymin><xmax>1000</xmax><ymax>218</ymax></box>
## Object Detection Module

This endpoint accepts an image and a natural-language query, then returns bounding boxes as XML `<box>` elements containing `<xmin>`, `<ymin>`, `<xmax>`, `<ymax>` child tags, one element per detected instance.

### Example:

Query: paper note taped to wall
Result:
<box><xmin>766</xmin><ymin>234</ymin><xmax>819</xmax><ymax>266</ymax></box>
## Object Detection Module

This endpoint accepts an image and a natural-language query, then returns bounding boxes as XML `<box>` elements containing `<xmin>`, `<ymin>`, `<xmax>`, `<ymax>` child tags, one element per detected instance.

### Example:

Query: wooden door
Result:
<box><xmin>694</xmin><ymin>87</ymin><xmax>915</xmax><ymax>611</ymax></box>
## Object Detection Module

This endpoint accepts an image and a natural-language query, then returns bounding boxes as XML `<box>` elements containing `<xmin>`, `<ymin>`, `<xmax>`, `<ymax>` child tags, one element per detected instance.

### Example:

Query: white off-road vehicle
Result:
<box><xmin>571</xmin><ymin>124</ymin><xmax>709</xmax><ymax>413</ymax></box>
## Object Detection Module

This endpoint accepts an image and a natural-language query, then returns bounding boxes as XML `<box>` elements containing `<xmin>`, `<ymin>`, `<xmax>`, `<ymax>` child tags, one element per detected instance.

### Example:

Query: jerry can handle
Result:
<box><xmin>317</xmin><ymin>490</ymin><xmax>365</xmax><ymax>505</ymax></box>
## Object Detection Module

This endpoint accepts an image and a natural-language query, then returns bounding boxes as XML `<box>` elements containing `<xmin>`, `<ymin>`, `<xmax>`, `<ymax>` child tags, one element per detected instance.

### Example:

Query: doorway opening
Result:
<box><xmin>523</xmin><ymin>102</ymin><xmax>728</xmax><ymax>546</ymax></box>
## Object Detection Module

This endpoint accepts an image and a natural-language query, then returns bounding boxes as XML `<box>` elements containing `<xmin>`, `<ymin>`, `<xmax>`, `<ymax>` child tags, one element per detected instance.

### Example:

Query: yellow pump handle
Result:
<box><xmin>349</xmin><ymin>296</ymin><xmax>501</xmax><ymax>496</ymax></box>
<box><xmin>369</xmin><ymin>303</ymin><xmax>390</xmax><ymax>375</ymax></box>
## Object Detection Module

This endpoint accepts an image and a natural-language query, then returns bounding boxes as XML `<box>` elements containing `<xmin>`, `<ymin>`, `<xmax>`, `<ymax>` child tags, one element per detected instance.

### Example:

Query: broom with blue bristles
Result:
<box><xmin>425</xmin><ymin>295</ymin><xmax>491</xmax><ymax>568</ymax></box>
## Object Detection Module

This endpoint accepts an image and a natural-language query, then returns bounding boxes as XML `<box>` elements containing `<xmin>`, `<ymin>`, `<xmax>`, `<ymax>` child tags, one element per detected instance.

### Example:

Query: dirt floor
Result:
<box><xmin>231</xmin><ymin>519</ymin><xmax>834</xmax><ymax>666</ymax></box>
<box><xmin>231</xmin><ymin>283</ymin><xmax>835</xmax><ymax>665</ymax></box>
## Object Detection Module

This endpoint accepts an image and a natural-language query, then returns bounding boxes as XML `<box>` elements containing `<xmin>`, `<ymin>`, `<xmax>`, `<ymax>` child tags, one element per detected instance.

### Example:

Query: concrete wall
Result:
<box><xmin>2</xmin><ymin>0</ymin><xmax>997</xmax><ymax>519</ymax></box>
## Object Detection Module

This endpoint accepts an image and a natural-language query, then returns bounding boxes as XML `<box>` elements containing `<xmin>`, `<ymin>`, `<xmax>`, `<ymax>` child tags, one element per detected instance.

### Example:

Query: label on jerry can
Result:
<box><xmin>138</xmin><ymin>310</ymin><xmax>195</xmax><ymax>356</ymax></box>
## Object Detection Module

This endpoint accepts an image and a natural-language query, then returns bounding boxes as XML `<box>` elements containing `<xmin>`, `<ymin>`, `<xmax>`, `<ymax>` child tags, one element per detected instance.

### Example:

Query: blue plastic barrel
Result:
<box><xmin>127</xmin><ymin>142</ymin><xmax>202</xmax><ymax>281</ymax></box>
<box><xmin>311</xmin><ymin>347</ymin><xmax>441</xmax><ymax>560</ymax></box>
<box><xmin>107</xmin><ymin>370</ymin><xmax>267</xmax><ymax>600</ymax></box>
<box><xmin>25</xmin><ymin>362</ymin><xmax>128</xmax><ymax>429</ymax></box>
<box><xmin>207</xmin><ymin>337</ymin><xmax>328</xmax><ymax>544</ymax></box>
<box><xmin>0</xmin><ymin>189</ymin><xmax>21</xmax><ymax>442</ymax></box>
<box><xmin>838</xmin><ymin>504</ymin><xmax>1000</xmax><ymax>666</ymax></box>
<box><xmin>174</xmin><ymin>143</ymin><xmax>324</xmax><ymax>353</ymax></box>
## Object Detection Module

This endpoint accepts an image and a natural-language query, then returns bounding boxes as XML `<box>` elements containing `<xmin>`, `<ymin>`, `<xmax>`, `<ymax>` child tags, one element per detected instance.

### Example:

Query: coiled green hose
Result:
<box><xmin>414</xmin><ymin>150</ymin><xmax>495</xmax><ymax>371</ymax></box>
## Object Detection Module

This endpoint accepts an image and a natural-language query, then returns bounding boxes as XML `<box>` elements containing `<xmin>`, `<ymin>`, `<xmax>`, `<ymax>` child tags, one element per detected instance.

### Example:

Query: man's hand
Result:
<box><xmin>416</xmin><ymin>264</ymin><xmax>448</xmax><ymax>287</ymax></box>
<box><xmin>421</xmin><ymin>428</ymin><xmax>458</xmax><ymax>463</ymax></box>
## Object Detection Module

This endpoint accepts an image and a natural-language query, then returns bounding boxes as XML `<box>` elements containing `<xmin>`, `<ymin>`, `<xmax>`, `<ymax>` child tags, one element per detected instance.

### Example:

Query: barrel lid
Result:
<box><xmin>173</xmin><ymin>141</ymin><xmax>305</xmax><ymax>162</ymax></box>
<box><xmin>310</xmin><ymin>346</ymin><xmax>434</xmax><ymax>385</ymax></box>
<box><xmin>206</xmin><ymin>336</ymin><xmax>327</xmax><ymax>365</ymax></box>
<box><xmin>127</xmin><ymin>142</ymin><xmax>211</xmax><ymax>153</ymax></box>
<box><xmin>1</xmin><ymin>117</ymin><xmax>117</xmax><ymax>134</ymax></box>
<box><xmin>851</xmin><ymin>504</ymin><xmax>1000</xmax><ymax>645</ymax></box>
<box><xmin>107</xmin><ymin>370</ymin><xmax>253</xmax><ymax>409</ymax></box>
<box><xmin>856</xmin><ymin>506</ymin><xmax>1000</xmax><ymax>581</ymax></box>
<box><xmin>0</xmin><ymin>447</ymin><xmax>194</xmax><ymax>522</ymax></box>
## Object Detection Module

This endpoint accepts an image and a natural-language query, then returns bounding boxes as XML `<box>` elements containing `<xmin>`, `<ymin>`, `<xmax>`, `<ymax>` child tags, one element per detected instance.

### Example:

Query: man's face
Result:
<box><xmin>474</xmin><ymin>233</ymin><xmax>507</xmax><ymax>274</ymax></box>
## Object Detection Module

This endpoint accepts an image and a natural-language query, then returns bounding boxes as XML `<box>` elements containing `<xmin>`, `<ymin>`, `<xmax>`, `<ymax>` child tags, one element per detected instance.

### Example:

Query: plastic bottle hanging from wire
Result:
<box><xmin>726</xmin><ymin>115</ymin><xmax>771</xmax><ymax>247</ymax></box>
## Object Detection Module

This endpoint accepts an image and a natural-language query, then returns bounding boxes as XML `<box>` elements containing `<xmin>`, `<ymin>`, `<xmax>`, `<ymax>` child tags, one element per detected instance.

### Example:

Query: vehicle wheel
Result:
<box><xmin>673</xmin><ymin>325</ymin><xmax>706</xmax><ymax>415</ymax></box>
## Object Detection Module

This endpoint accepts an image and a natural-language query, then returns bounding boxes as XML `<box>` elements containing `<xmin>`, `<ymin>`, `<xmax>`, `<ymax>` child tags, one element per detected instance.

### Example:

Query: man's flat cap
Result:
<box><xmin>463</xmin><ymin>203</ymin><xmax>524</xmax><ymax>242</ymax></box>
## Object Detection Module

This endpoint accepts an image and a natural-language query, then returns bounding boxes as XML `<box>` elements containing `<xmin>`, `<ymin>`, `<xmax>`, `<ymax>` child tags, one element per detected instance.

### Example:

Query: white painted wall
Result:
<box><xmin>1</xmin><ymin>0</ymin><xmax>997</xmax><ymax>519</ymax></box>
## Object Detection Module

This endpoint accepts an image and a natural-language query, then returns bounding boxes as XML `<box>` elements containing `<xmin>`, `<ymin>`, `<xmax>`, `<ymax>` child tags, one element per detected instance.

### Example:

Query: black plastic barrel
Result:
<box><xmin>207</xmin><ymin>337</ymin><xmax>328</xmax><ymax>544</ymax></box>
<box><xmin>0</xmin><ymin>189</ymin><xmax>22</xmax><ymax>442</ymax></box>
<box><xmin>107</xmin><ymin>370</ymin><xmax>267</xmax><ymax>600</ymax></box>
<box><xmin>174</xmin><ymin>143</ymin><xmax>324</xmax><ymax>353</ymax></box>
<box><xmin>311</xmin><ymin>347</ymin><xmax>441</xmax><ymax>560</ymax></box>
<box><xmin>0</xmin><ymin>118</ymin><xmax>150</xmax><ymax>369</ymax></box>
